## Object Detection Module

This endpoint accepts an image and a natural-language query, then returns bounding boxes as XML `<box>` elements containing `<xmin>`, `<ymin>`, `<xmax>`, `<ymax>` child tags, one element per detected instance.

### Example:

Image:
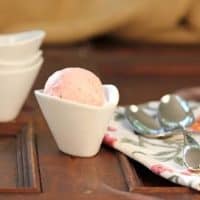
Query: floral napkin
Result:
<box><xmin>103</xmin><ymin>101</ymin><xmax>200</xmax><ymax>191</ymax></box>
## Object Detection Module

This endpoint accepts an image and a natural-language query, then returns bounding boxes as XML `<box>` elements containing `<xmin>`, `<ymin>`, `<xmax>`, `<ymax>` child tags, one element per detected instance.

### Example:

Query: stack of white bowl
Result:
<box><xmin>0</xmin><ymin>30</ymin><xmax>45</xmax><ymax>122</ymax></box>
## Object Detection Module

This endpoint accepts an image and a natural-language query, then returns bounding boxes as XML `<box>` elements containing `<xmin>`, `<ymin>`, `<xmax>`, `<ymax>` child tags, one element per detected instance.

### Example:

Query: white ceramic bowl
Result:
<box><xmin>0</xmin><ymin>50</ymin><xmax>42</xmax><ymax>67</ymax></box>
<box><xmin>0</xmin><ymin>50</ymin><xmax>42</xmax><ymax>69</ymax></box>
<box><xmin>0</xmin><ymin>30</ymin><xmax>45</xmax><ymax>61</ymax></box>
<box><xmin>0</xmin><ymin>57</ymin><xmax>43</xmax><ymax>122</ymax></box>
<box><xmin>35</xmin><ymin>85</ymin><xmax>119</xmax><ymax>157</ymax></box>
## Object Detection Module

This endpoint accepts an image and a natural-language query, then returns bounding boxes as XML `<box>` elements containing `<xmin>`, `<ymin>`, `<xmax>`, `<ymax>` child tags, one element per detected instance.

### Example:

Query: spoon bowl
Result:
<box><xmin>125</xmin><ymin>105</ymin><xmax>175</xmax><ymax>138</ymax></box>
<box><xmin>158</xmin><ymin>94</ymin><xmax>194</xmax><ymax>130</ymax></box>
<box><xmin>183</xmin><ymin>145</ymin><xmax>200</xmax><ymax>172</ymax></box>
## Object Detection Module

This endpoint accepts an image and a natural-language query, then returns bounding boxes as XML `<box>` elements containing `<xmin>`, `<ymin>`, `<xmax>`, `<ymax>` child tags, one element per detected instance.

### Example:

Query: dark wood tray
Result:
<box><xmin>0</xmin><ymin>117</ymin><xmax>40</xmax><ymax>193</ymax></box>
<box><xmin>1</xmin><ymin>44</ymin><xmax>199</xmax><ymax>199</ymax></box>
<box><xmin>117</xmin><ymin>153</ymin><xmax>197</xmax><ymax>194</ymax></box>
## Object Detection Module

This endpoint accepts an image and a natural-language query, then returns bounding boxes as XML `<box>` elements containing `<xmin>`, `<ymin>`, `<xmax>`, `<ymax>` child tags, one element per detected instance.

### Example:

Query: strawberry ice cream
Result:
<box><xmin>44</xmin><ymin>67</ymin><xmax>105</xmax><ymax>106</ymax></box>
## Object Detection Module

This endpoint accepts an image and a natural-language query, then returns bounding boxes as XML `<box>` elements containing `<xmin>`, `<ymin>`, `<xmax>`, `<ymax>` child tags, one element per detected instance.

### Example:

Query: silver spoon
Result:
<box><xmin>125</xmin><ymin>104</ymin><xmax>176</xmax><ymax>138</ymax></box>
<box><xmin>158</xmin><ymin>94</ymin><xmax>194</xmax><ymax>131</ymax></box>
<box><xmin>158</xmin><ymin>94</ymin><xmax>200</xmax><ymax>172</ymax></box>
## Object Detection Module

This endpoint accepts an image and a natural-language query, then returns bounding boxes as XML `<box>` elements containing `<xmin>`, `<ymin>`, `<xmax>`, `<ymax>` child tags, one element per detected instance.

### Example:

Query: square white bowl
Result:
<box><xmin>35</xmin><ymin>85</ymin><xmax>119</xmax><ymax>157</ymax></box>
<box><xmin>0</xmin><ymin>57</ymin><xmax>43</xmax><ymax>122</ymax></box>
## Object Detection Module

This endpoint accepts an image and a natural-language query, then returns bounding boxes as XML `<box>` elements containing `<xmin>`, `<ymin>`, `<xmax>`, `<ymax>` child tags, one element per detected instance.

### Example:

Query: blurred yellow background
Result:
<box><xmin>1</xmin><ymin>0</ymin><xmax>200</xmax><ymax>44</ymax></box>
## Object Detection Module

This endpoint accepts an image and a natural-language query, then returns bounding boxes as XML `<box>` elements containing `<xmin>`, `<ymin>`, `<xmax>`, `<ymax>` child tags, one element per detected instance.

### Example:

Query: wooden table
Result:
<box><xmin>1</xmin><ymin>41</ymin><xmax>200</xmax><ymax>199</ymax></box>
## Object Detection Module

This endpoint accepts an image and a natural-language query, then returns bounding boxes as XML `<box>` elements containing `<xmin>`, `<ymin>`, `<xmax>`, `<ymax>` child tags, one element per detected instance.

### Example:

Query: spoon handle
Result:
<box><xmin>182</xmin><ymin>127</ymin><xmax>199</xmax><ymax>146</ymax></box>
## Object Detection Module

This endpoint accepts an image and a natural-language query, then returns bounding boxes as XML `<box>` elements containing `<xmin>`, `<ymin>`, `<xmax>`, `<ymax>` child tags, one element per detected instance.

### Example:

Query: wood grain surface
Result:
<box><xmin>0</xmin><ymin>114</ymin><xmax>40</xmax><ymax>193</ymax></box>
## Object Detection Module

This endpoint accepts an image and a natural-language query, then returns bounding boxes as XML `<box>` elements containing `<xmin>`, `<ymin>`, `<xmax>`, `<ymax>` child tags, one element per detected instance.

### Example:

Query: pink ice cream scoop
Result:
<box><xmin>44</xmin><ymin>68</ymin><xmax>105</xmax><ymax>106</ymax></box>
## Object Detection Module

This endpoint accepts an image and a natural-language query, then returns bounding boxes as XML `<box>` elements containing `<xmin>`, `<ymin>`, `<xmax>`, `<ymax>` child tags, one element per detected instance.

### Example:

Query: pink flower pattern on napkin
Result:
<box><xmin>103</xmin><ymin>134</ymin><xmax>117</xmax><ymax>147</ymax></box>
<box><xmin>180</xmin><ymin>170</ymin><xmax>192</xmax><ymax>176</ymax></box>
<box><xmin>150</xmin><ymin>164</ymin><xmax>173</xmax><ymax>175</ymax></box>
<box><xmin>107</xmin><ymin>126</ymin><xmax>117</xmax><ymax>132</ymax></box>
